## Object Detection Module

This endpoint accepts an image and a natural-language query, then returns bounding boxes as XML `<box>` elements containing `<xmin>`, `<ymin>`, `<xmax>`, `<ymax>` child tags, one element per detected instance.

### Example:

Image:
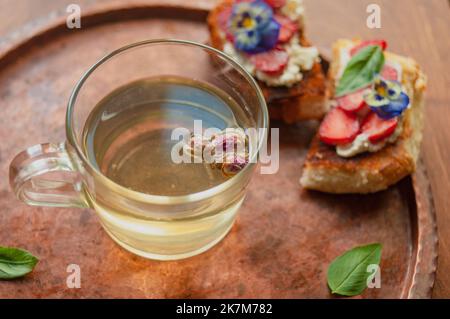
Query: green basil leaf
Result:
<box><xmin>327</xmin><ymin>243</ymin><xmax>382</xmax><ymax>296</ymax></box>
<box><xmin>335</xmin><ymin>45</ymin><xmax>385</xmax><ymax>97</ymax></box>
<box><xmin>0</xmin><ymin>246</ymin><xmax>39</xmax><ymax>279</ymax></box>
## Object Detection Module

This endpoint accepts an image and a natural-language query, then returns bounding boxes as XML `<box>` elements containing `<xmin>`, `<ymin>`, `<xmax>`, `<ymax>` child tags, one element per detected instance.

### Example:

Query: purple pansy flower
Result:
<box><xmin>228</xmin><ymin>0</ymin><xmax>280</xmax><ymax>53</ymax></box>
<box><xmin>364</xmin><ymin>76</ymin><xmax>410</xmax><ymax>119</ymax></box>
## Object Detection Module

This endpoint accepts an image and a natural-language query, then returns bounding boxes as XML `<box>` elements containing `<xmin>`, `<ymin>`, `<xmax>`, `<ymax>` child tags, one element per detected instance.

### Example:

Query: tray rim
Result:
<box><xmin>0</xmin><ymin>0</ymin><xmax>438</xmax><ymax>299</ymax></box>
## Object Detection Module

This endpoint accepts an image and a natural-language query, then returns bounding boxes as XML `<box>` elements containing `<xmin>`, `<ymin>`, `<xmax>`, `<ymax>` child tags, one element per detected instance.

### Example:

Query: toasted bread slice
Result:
<box><xmin>300</xmin><ymin>39</ymin><xmax>427</xmax><ymax>194</ymax></box>
<box><xmin>207</xmin><ymin>0</ymin><xmax>329</xmax><ymax>123</ymax></box>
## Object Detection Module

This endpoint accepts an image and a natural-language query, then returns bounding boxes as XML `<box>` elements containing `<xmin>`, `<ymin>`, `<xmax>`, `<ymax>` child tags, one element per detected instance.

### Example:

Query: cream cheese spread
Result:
<box><xmin>223</xmin><ymin>36</ymin><xmax>319</xmax><ymax>87</ymax></box>
<box><xmin>336</xmin><ymin>120</ymin><xmax>403</xmax><ymax>158</ymax></box>
<box><xmin>280</xmin><ymin>0</ymin><xmax>305</xmax><ymax>23</ymax></box>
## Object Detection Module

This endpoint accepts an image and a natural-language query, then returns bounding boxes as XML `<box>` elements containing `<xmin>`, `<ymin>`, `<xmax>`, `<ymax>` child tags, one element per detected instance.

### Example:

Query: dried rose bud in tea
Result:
<box><xmin>221</xmin><ymin>152</ymin><xmax>248</xmax><ymax>177</ymax></box>
<box><xmin>185</xmin><ymin>128</ymin><xmax>249</xmax><ymax>177</ymax></box>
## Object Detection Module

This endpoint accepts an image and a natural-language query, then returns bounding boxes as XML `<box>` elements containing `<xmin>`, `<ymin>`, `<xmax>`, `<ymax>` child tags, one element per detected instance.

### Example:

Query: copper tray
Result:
<box><xmin>0</xmin><ymin>1</ymin><xmax>438</xmax><ymax>298</ymax></box>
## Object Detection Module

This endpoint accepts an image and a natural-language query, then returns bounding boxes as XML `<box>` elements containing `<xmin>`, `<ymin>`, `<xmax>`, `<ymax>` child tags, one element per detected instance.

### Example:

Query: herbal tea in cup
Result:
<box><xmin>9</xmin><ymin>40</ymin><xmax>268</xmax><ymax>260</ymax></box>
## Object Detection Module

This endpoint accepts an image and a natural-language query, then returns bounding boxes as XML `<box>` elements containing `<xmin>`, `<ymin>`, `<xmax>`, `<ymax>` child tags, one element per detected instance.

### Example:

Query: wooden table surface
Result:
<box><xmin>0</xmin><ymin>0</ymin><xmax>448</xmax><ymax>298</ymax></box>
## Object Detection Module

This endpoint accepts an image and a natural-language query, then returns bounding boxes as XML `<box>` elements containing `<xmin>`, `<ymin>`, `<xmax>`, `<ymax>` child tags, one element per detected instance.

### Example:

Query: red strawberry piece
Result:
<box><xmin>217</xmin><ymin>6</ymin><xmax>234</xmax><ymax>41</ymax></box>
<box><xmin>356</xmin><ymin>102</ymin><xmax>371</xmax><ymax>119</ymax></box>
<box><xmin>350</xmin><ymin>40</ymin><xmax>387</xmax><ymax>56</ymax></box>
<box><xmin>361</xmin><ymin>111</ymin><xmax>398</xmax><ymax>143</ymax></box>
<box><xmin>274</xmin><ymin>14</ymin><xmax>298</xmax><ymax>43</ymax></box>
<box><xmin>217</xmin><ymin>6</ymin><xmax>231</xmax><ymax>32</ymax></box>
<box><xmin>266</xmin><ymin>0</ymin><xmax>287</xmax><ymax>9</ymax></box>
<box><xmin>381</xmin><ymin>64</ymin><xmax>399</xmax><ymax>81</ymax></box>
<box><xmin>336</xmin><ymin>88</ymin><xmax>368</xmax><ymax>113</ymax></box>
<box><xmin>249</xmin><ymin>48</ymin><xmax>289</xmax><ymax>75</ymax></box>
<box><xmin>319</xmin><ymin>107</ymin><xmax>360</xmax><ymax>145</ymax></box>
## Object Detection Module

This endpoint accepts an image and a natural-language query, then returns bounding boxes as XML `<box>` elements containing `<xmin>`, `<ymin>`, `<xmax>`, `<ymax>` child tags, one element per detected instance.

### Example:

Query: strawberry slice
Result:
<box><xmin>274</xmin><ymin>14</ymin><xmax>298</xmax><ymax>43</ymax></box>
<box><xmin>336</xmin><ymin>88</ymin><xmax>368</xmax><ymax>113</ymax></box>
<box><xmin>249</xmin><ymin>48</ymin><xmax>289</xmax><ymax>75</ymax></box>
<box><xmin>381</xmin><ymin>64</ymin><xmax>399</xmax><ymax>81</ymax></box>
<box><xmin>361</xmin><ymin>112</ymin><xmax>398</xmax><ymax>143</ymax></box>
<box><xmin>266</xmin><ymin>0</ymin><xmax>287</xmax><ymax>8</ymax></box>
<box><xmin>217</xmin><ymin>6</ymin><xmax>234</xmax><ymax>41</ymax></box>
<box><xmin>350</xmin><ymin>40</ymin><xmax>387</xmax><ymax>56</ymax></box>
<box><xmin>217</xmin><ymin>6</ymin><xmax>231</xmax><ymax>32</ymax></box>
<box><xmin>319</xmin><ymin>107</ymin><xmax>360</xmax><ymax>145</ymax></box>
<box><xmin>356</xmin><ymin>102</ymin><xmax>371</xmax><ymax>119</ymax></box>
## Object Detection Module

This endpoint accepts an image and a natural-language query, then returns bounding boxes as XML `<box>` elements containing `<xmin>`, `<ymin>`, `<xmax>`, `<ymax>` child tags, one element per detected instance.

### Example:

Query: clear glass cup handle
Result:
<box><xmin>9</xmin><ymin>142</ymin><xmax>89</xmax><ymax>208</ymax></box>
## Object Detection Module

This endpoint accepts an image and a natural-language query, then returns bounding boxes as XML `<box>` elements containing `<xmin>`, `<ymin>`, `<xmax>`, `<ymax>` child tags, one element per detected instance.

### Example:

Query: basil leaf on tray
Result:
<box><xmin>327</xmin><ymin>243</ymin><xmax>382</xmax><ymax>296</ymax></box>
<box><xmin>0</xmin><ymin>246</ymin><xmax>39</xmax><ymax>279</ymax></box>
<box><xmin>335</xmin><ymin>45</ymin><xmax>385</xmax><ymax>97</ymax></box>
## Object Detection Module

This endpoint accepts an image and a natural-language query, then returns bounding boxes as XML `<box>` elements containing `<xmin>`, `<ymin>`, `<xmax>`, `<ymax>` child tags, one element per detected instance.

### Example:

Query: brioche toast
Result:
<box><xmin>207</xmin><ymin>0</ymin><xmax>329</xmax><ymax>123</ymax></box>
<box><xmin>300</xmin><ymin>39</ymin><xmax>427</xmax><ymax>194</ymax></box>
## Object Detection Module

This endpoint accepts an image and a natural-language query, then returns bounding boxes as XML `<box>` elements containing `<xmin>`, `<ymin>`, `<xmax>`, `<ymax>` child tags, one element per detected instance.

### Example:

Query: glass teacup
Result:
<box><xmin>9</xmin><ymin>40</ymin><xmax>268</xmax><ymax>260</ymax></box>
